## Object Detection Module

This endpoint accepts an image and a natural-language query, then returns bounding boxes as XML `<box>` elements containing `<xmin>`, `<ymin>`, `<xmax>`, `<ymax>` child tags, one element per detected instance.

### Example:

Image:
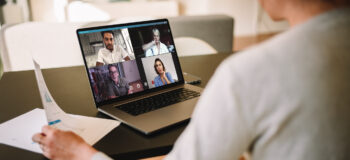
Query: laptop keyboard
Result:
<box><xmin>116</xmin><ymin>88</ymin><xmax>200</xmax><ymax>116</ymax></box>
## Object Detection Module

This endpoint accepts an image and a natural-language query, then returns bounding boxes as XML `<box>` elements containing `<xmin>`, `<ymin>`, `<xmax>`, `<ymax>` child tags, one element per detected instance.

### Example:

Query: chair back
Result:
<box><xmin>174</xmin><ymin>37</ymin><xmax>217</xmax><ymax>56</ymax></box>
<box><xmin>0</xmin><ymin>22</ymin><xmax>85</xmax><ymax>72</ymax></box>
<box><xmin>169</xmin><ymin>15</ymin><xmax>234</xmax><ymax>55</ymax></box>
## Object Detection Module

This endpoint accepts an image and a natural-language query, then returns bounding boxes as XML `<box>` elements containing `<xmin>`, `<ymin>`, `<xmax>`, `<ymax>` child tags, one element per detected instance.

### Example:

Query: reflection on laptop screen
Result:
<box><xmin>77</xmin><ymin>20</ymin><xmax>183</xmax><ymax>104</ymax></box>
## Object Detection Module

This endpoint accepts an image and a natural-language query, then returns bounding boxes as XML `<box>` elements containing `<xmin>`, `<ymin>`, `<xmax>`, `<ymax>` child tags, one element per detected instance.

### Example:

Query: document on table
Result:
<box><xmin>0</xmin><ymin>108</ymin><xmax>119</xmax><ymax>153</ymax></box>
<box><xmin>0</xmin><ymin>60</ymin><xmax>120</xmax><ymax>153</ymax></box>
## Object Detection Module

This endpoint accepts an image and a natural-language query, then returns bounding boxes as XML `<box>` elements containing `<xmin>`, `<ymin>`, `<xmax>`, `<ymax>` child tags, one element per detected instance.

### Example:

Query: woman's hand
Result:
<box><xmin>32</xmin><ymin>126</ymin><xmax>97</xmax><ymax>160</ymax></box>
<box><xmin>160</xmin><ymin>72</ymin><xmax>171</xmax><ymax>85</ymax></box>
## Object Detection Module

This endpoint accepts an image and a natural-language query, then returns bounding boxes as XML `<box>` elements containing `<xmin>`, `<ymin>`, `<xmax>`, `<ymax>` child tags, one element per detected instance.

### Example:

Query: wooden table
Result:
<box><xmin>0</xmin><ymin>53</ymin><xmax>232</xmax><ymax>159</ymax></box>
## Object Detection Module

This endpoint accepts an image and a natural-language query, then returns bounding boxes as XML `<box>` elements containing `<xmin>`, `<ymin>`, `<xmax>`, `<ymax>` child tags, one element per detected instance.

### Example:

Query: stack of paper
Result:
<box><xmin>0</xmin><ymin>60</ymin><xmax>120</xmax><ymax>153</ymax></box>
<box><xmin>0</xmin><ymin>108</ymin><xmax>119</xmax><ymax>153</ymax></box>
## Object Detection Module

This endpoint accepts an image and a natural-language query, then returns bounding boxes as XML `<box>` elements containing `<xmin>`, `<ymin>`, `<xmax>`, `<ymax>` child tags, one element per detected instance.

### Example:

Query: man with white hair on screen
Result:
<box><xmin>144</xmin><ymin>28</ymin><xmax>170</xmax><ymax>57</ymax></box>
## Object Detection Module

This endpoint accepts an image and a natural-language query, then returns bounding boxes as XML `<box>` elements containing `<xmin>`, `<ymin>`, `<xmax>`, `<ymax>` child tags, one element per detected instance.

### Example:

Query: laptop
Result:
<box><xmin>76</xmin><ymin>19</ymin><xmax>203</xmax><ymax>134</ymax></box>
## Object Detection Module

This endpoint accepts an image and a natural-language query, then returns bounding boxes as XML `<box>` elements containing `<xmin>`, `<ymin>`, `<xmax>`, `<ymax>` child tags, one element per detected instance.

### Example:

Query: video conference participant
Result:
<box><xmin>96</xmin><ymin>31</ymin><xmax>132</xmax><ymax>66</ymax></box>
<box><xmin>144</xmin><ymin>28</ymin><xmax>169</xmax><ymax>57</ymax></box>
<box><xmin>105</xmin><ymin>64</ymin><xmax>131</xmax><ymax>99</ymax></box>
<box><xmin>154</xmin><ymin>58</ymin><xmax>174</xmax><ymax>87</ymax></box>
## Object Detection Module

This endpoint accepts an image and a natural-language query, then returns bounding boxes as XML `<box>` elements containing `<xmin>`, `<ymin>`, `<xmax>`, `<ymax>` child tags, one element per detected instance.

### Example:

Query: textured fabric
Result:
<box><xmin>154</xmin><ymin>72</ymin><xmax>174</xmax><ymax>87</ymax></box>
<box><xmin>91</xmin><ymin>152</ymin><xmax>113</xmax><ymax>160</ymax></box>
<box><xmin>97</xmin><ymin>45</ymin><xmax>129</xmax><ymax>64</ymax></box>
<box><xmin>165</xmin><ymin>7</ymin><xmax>350</xmax><ymax>160</ymax></box>
<box><xmin>145</xmin><ymin>42</ymin><xmax>169</xmax><ymax>57</ymax></box>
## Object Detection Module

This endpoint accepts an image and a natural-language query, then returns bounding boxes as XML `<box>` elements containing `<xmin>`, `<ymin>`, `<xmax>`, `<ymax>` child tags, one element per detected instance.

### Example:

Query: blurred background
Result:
<box><xmin>0</xmin><ymin>0</ymin><xmax>288</xmax><ymax>37</ymax></box>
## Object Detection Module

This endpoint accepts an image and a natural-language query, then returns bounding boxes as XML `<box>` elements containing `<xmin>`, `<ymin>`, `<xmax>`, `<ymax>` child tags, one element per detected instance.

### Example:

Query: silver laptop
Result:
<box><xmin>76</xmin><ymin>19</ymin><xmax>203</xmax><ymax>134</ymax></box>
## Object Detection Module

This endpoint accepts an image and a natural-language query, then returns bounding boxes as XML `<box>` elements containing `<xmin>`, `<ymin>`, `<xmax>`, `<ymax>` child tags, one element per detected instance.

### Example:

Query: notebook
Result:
<box><xmin>77</xmin><ymin>19</ymin><xmax>203</xmax><ymax>134</ymax></box>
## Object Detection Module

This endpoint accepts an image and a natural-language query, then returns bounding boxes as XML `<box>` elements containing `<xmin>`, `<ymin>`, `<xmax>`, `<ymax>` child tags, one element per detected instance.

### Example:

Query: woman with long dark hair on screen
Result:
<box><xmin>153</xmin><ymin>58</ymin><xmax>174</xmax><ymax>87</ymax></box>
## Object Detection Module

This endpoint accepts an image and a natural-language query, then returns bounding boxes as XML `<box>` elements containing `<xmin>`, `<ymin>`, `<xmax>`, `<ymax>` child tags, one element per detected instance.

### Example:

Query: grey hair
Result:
<box><xmin>152</xmin><ymin>28</ymin><xmax>160</xmax><ymax>36</ymax></box>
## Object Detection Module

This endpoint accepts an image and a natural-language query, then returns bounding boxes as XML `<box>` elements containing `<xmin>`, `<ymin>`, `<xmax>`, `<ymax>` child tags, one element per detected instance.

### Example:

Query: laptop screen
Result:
<box><xmin>77</xmin><ymin>19</ymin><xmax>184</xmax><ymax>106</ymax></box>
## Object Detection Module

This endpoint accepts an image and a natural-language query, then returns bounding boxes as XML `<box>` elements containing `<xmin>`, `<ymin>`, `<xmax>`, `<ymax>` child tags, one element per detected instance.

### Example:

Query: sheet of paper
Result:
<box><xmin>0</xmin><ymin>108</ymin><xmax>44</xmax><ymax>153</ymax></box>
<box><xmin>32</xmin><ymin>59</ymin><xmax>120</xmax><ymax>145</ymax></box>
<box><xmin>0</xmin><ymin>108</ymin><xmax>119</xmax><ymax>153</ymax></box>
<box><xmin>33</xmin><ymin>60</ymin><xmax>85</xmax><ymax>134</ymax></box>
<box><xmin>0</xmin><ymin>59</ymin><xmax>121</xmax><ymax>153</ymax></box>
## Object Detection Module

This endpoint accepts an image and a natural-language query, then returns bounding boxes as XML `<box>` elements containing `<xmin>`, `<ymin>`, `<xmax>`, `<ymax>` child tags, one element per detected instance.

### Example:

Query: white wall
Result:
<box><xmin>122</xmin><ymin>60</ymin><xmax>141</xmax><ymax>83</ymax></box>
<box><xmin>1</xmin><ymin>0</ymin><xmax>30</xmax><ymax>24</ymax></box>
<box><xmin>178</xmin><ymin>0</ymin><xmax>289</xmax><ymax>36</ymax></box>
<box><xmin>26</xmin><ymin>0</ymin><xmax>288</xmax><ymax>35</ymax></box>
<box><xmin>30</xmin><ymin>0</ymin><xmax>67</xmax><ymax>22</ymax></box>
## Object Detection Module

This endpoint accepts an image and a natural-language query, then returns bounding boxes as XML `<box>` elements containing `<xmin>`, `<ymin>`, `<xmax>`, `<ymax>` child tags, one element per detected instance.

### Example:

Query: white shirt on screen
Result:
<box><xmin>96</xmin><ymin>45</ymin><xmax>129</xmax><ymax>65</ymax></box>
<box><xmin>145</xmin><ymin>42</ymin><xmax>169</xmax><ymax>57</ymax></box>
